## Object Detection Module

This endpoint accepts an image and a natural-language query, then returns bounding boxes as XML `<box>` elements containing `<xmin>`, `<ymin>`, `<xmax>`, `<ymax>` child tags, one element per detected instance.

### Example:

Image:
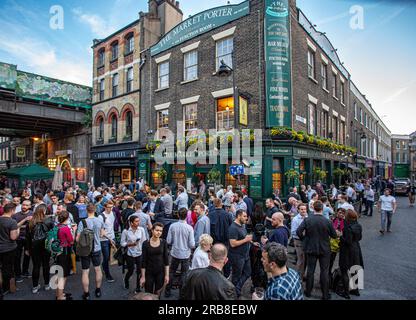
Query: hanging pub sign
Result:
<box><xmin>264</xmin><ymin>0</ymin><xmax>292</xmax><ymax>127</ymax></box>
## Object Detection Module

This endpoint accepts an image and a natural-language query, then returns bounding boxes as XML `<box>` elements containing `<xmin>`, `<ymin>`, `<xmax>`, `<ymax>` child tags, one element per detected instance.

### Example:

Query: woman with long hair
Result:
<box><xmin>140</xmin><ymin>223</ymin><xmax>169</xmax><ymax>296</ymax></box>
<box><xmin>26</xmin><ymin>204</ymin><xmax>54</xmax><ymax>294</ymax></box>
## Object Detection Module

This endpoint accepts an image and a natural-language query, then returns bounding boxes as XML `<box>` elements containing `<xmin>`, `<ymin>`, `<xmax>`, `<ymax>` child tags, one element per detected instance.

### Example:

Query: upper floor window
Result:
<box><xmin>110</xmin><ymin>114</ymin><xmax>118</xmax><ymax>140</ymax></box>
<box><xmin>308</xmin><ymin>50</ymin><xmax>315</xmax><ymax>79</ymax></box>
<box><xmin>126</xmin><ymin>67</ymin><xmax>133</xmax><ymax>93</ymax></box>
<box><xmin>354</xmin><ymin>102</ymin><xmax>358</xmax><ymax>120</ymax></box>
<box><xmin>112</xmin><ymin>73</ymin><xmax>119</xmax><ymax>97</ymax></box>
<box><xmin>184</xmin><ymin>50</ymin><xmax>198</xmax><ymax>82</ymax></box>
<box><xmin>97</xmin><ymin>117</ymin><xmax>104</xmax><ymax>140</ymax></box>
<box><xmin>99</xmin><ymin>79</ymin><xmax>105</xmax><ymax>101</ymax></box>
<box><xmin>322</xmin><ymin>110</ymin><xmax>329</xmax><ymax>139</ymax></box>
<box><xmin>184</xmin><ymin>103</ymin><xmax>198</xmax><ymax>135</ymax></box>
<box><xmin>98</xmin><ymin>48</ymin><xmax>105</xmax><ymax>67</ymax></box>
<box><xmin>332</xmin><ymin>73</ymin><xmax>338</xmax><ymax>98</ymax></box>
<box><xmin>217</xmin><ymin>96</ymin><xmax>234</xmax><ymax>131</ymax></box>
<box><xmin>125</xmin><ymin>111</ymin><xmax>133</xmax><ymax>137</ymax></box>
<box><xmin>111</xmin><ymin>41</ymin><xmax>119</xmax><ymax>61</ymax></box>
<box><xmin>157</xmin><ymin>109</ymin><xmax>169</xmax><ymax>130</ymax></box>
<box><xmin>125</xmin><ymin>34</ymin><xmax>134</xmax><ymax>54</ymax></box>
<box><xmin>360</xmin><ymin>108</ymin><xmax>363</xmax><ymax>124</ymax></box>
<box><xmin>321</xmin><ymin>63</ymin><xmax>328</xmax><ymax>90</ymax></box>
<box><xmin>158</xmin><ymin>61</ymin><xmax>169</xmax><ymax>89</ymax></box>
<box><xmin>340</xmin><ymin>81</ymin><xmax>345</xmax><ymax>104</ymax></box>
<box><xmin>308</xmin><ymin>103</ymin><xmax>316</xmax><ymax>136</ymax></box>
<box><xmin>216</xmin><ymin>37</ymin><xmax>233</xmax><ymax>70</ymax></box>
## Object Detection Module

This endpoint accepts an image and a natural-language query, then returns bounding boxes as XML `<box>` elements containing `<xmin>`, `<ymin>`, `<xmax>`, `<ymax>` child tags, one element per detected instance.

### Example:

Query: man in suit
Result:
<box><xmin>242</xmin><ymin>191</ymin><xmax>254</xmax><ymax>218</ymax></box>
<box><xmin>143</xmin><ymin>190</ymin><xmax>165</xmax><ymax>224</ymax></box>
<box><xmin>296</xmin><ymin>200</ymin><xmax>338</xmax><ymax>300</ymax></box>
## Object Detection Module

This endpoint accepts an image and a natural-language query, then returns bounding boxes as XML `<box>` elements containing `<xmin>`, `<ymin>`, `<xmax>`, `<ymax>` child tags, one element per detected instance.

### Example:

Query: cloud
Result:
<box><xmin>382</xmin><ymin>87</ymin><xmax>409</xmax><ymax>104</ymax></box>
<box><xmin>0</xmin><ymin>35</ymin><xmax>91</xmax><ymax>85</ymax></box>
<box><xmin>72</xmin><ymin>7</ymin><xmax>117</xmax><ymax>39</ymax></box>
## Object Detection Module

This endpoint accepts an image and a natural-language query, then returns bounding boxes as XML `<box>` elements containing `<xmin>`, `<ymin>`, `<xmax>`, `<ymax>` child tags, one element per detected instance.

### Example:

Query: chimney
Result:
<box><xmin>176</xmin><ymin>1</ymin><xmax>180</xmax><ymax>9</ymax></box>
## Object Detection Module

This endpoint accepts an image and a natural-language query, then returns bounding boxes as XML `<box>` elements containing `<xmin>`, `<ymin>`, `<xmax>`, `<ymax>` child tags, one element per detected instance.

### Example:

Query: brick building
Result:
<box><xmin>137</xmin><ymin>0</ymin><xmax>393</xmax><ymax>199</ymax></box>
<box><xmin>391</xmin><ymin>134</ymin><xmax>410</xmax><ymax>178</ymax></box>
<box><xmin>91</xmin><ymin>0</ymin><xmax>183</xmax><ymax>185</ymax></box>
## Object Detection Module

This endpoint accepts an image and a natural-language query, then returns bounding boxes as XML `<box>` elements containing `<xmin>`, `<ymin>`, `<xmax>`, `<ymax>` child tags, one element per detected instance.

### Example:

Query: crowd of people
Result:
<box><xmin>0</xmin><ymin>175</ymin><xmax>405</xmax><ymax>301</ymax></box>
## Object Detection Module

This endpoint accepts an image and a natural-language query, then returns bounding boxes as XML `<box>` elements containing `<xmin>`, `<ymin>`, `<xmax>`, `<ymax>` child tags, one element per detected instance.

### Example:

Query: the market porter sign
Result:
<box><xmin>150</xmin><ymin>1</ymin><xmax>250</xmax><ymax>56</ymax></box>
<box><xmin>264</xmin><ymin>0</ymin><xmax>292</xmax><ymax>127</ymax></box>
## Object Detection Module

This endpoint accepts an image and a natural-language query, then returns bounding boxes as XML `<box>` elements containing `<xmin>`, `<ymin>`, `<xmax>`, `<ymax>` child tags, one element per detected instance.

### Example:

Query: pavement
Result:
<box><xmin>3</xmin><ymin>196</ymin><xmax>416</xmax><ymax>300</ymax></box>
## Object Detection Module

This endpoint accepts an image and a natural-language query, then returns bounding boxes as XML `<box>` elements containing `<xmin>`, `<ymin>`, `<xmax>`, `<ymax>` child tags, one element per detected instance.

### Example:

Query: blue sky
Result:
<box><xmin>0</xmin><ymin>0</ymin><xmax>415</xmax><ymax>134</ymax></box>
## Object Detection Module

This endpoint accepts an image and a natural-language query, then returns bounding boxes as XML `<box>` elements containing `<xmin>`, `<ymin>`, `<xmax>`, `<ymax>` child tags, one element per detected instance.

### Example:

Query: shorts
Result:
<box><xmin>80</xmin><ymin>251</ymin><xmax>102</xmax><ymax>270</ymax></box>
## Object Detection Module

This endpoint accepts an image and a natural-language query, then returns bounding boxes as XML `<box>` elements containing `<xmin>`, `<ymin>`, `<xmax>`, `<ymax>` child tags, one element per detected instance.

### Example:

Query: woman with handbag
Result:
<box><xmin>26</xmin><ymin>204</ymin><xmax>54</xmax><ymax>294</ymax></box>
<box><xmin>329</xmin><ymin>208</ymin><xmax>346</xmax><ymax>279</ymax></box>
<box><xmin>121</xmin><ymin>215</ymin><xmax>146</xmax><ymax>294</ymax></box>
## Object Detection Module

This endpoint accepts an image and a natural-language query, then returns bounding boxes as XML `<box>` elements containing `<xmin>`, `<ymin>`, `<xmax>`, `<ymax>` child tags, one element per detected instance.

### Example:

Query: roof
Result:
<box><xmin>5</xmin><ymin>164</ymin><xmax>54</xmax><ymax>180</ymax></box>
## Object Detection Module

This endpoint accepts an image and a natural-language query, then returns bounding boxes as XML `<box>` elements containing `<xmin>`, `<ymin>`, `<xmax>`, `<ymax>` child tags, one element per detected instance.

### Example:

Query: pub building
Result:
<box><xmin>138</xmin><ymin>0</ymin><xmax>391</xmax><ymax>200</ymax></box>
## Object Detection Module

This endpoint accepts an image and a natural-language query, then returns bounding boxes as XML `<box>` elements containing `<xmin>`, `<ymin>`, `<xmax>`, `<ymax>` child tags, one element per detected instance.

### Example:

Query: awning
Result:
<box><xmin>348</xmin><ymin>164</ymin><xmax>360</xmax><ymax>172</ymax></box>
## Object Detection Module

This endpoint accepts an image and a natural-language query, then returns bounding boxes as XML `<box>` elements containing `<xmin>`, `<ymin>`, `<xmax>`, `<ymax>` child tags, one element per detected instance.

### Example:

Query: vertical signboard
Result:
<box><xmin>264</xmin><ymin>0</ymin><xmax>292</xmax><ymax>127</ymax></box>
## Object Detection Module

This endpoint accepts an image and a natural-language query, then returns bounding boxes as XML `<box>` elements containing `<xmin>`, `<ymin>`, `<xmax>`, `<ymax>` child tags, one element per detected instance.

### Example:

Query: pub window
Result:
<box><xmin>151</xmin><ymin>163</ymin><xmax>164</xmax><ymax>188</ymax></box>
<box><xmin>308</xmin><ymin>103</ymin><xmax>316</xmax><ymax>136</ymax></box>
<box><xmin>217</xmin><ymin>96</ymin><xmax>234</xmax><ymax>131</ymax></box>
<box><xmin>172</xmin><ymin>164</ymin><xmax>186</xmax><ymax>188</ymax></box>
<box><xmin>158</xmin><ymin>61</ymin><xmax>169</xmax><ymax>89</ymax></box>
<box><xmin>308</xmin><ymin>49</ymin><xmax>315</xmax><ymax>79</ymax></box>
<box><xmin>272</xmin><ymin>158</ymin><xmax>282</xmax><ymax>195</ymax></box>
<box><xmin>184</xmin><ymin>50</ymin><xmax>198</xmax><ymax>81</ymax></box>
<box><xmin>216</xmin><ymin>37</ymin><xmax>233</xmax><ymax>70</ymax></box>
<box><xmin>184</xmin><ymin>103</ymin><xmax>198</xmax><ymax>136</ymax></box>
<box><xmin>299</xmin><ymin>159</ymin><xmax>307</xmax><ymax>186</ymax></box>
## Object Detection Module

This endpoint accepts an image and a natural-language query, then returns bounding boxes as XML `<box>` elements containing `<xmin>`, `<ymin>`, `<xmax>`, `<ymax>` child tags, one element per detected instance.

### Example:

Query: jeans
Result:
<box><xmin>15</xmin><ymin>239</ymin><xmax>30</xmax><ymax>277</ymax></box>
<box><xmin>31</xmin><ymin>242</ymin><xmax>51</xmax><ymax>287</ymax></box>
<box><xmin>100</xmin><ymin>241</ymin><xmax>112</xmax><ymax>278</ymax></box>
<box><xmin>229</xmin><ymin>254</ymin><xmax>251</xmax><ymax>297</ymax></box>
<box><xmin>0</xmin><ymin>249</ymin><xmax>16</xmax><ymax>294</ymax></box>
<box><xmin>365</xmin><ymin>200</ymin><xmax>374</xmax><ymax>216</ymax></box>
<box><xmin>381</xmin><ymin>210</ymin><xmax>393</xmax><ymax>231</ymax></box>
<box><xmin>305</xmin><ymin>252</ymin><xmax>331</xmax><ymax>299</ymax></box>
<box><xmin>166</xmin><ymin>257</ymin><xmax>190</xmax><ymax>292</ymax></box>
<box><xmin>125</xmin><ymin>255</ymin><xmax>142</xmax><ymax>290</ymax></box>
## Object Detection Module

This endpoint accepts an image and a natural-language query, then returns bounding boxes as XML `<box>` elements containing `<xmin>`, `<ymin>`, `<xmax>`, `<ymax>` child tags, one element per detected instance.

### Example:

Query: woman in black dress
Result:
<box><xmin>140</xmin><ymin>222</ymin><xmax>169</xmax><ymax>296</ymax></box>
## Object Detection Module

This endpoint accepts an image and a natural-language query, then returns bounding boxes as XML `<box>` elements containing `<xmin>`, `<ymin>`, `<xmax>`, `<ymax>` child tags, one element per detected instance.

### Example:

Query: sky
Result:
<box><xmin>0</xmin><ymin>0</ymin><xmax>415</xmax><ymax>134</ymax></box>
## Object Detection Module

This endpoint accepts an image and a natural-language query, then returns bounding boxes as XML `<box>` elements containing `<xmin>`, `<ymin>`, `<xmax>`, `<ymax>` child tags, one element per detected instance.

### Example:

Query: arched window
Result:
<box><xmin>98</xmin><ymin>48</ymin><xmax>105</xmax><ymax>66</ymax></box>
<box><xmin>125</xmin><ymin>33</ymin><xmax>134</xmax><ymax>54</ymax></box>
<box><xmin>125</xmin><ymin>111</ymin><xmax>133</xmax><ymax>138</ymax></box>
<box><xmin>111</xmin><ymin>41</ymin><xmax>119</xmax><ymax>61</ymax></box>
<box><xmin>111</xmin><ymin>114</ymin><xmax>118</xmax><ymax>140</ymax></box>
<box><xmin>98</xmin><ymin>117</ymin><xmax>104</xmax><ymax>140</ymax></box>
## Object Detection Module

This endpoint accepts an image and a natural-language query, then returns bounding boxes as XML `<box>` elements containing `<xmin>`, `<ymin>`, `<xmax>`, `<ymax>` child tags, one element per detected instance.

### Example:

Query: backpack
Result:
<box><xmin>33</xmin><ymin>222</ymin><xmax>49</xmax><ymax>243</ymax></box>
<box><xmin>76</xmin><ymin>219</ymin><xmax>95</xmax><ymax>257</ymax></box>
<box><xmin>45</xmin><ymin>225</ymin><xmax>63</xmax><ymax>259</ymax></box>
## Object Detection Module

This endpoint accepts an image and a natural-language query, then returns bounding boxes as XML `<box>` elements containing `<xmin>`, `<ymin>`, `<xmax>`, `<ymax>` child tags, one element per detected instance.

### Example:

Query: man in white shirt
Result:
<box><xmin>377</xmin><ymin>188</ymin><xmax>397</xmax><ymax>234</ymax></box>
<box><xmin>338</xmin><ymin>195</ymin><xmax>354</xmax><ymax>211</ymax></box>
<box><xmin>175</xmin><ymin>187</ymin><xmax>189</xmax><ymax>211</ymax></box>
<box><xmin>98</xmin><ymin>201</ymin><xmax>116</xmax><ymax>282</ymax></box>
<box><xmin>330</xmin><ymin>184</ymin><xmax>338</xmax><ymax>202</ymax></box>
<box><xmin>346</xmin><ymin>184</ymin><xmax>356</xmax><ymax>203</ymax></box>
<box><xmin>363</xmin><ymin>185</ymin><xmax>375</xmax><ymax>217</ymax></box>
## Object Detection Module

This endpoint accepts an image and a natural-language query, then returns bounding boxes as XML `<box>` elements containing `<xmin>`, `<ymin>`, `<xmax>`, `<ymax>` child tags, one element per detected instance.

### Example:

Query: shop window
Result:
<box><xmin>217</xmin><ymin>96</ymin><xmax>234</xmax><ymax>131</ymax></box>
<box><xmin>109</xmin><ymin>169</ymin><xmax>121</xmax><ymax>185</ymax></box>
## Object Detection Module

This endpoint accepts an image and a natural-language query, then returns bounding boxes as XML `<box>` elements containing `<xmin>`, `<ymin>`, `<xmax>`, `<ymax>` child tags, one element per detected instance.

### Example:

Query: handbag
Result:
<box><xmin>113</xmin><ymin>245</ymin><xmax>127</xmax><ymax>266</ymax></box>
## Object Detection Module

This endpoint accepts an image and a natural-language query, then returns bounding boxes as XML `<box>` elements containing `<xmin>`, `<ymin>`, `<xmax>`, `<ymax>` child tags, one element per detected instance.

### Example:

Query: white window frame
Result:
<box><xmin>321</xmin><ymin>63</ymin><xmax>328</xmax><ymax>90</ymax></box>
<box><xmin>183</xmin><ymin>50</ymin><xmax>198</xmax><ymax>82</ymax></box>
<box><xmin>112</xmin><ymin>73</ymin><xmax>119</xmax><ymax>97</ymax></box>
<box><xmin>308</xmin><ymin>102</ymin><xmax>316</xmax><ymax>136</ymax></box>
<box><xmin>216</xmin><ymin>37</ymin><xmax>233</xmax><ymax>71</ymax></box>
<box><xmin>332</xmin><ymin>72</ymin><xmax>338</xmax><ymax>98</ymax></box>
<box><xmin>184</xmin><ymin>103</ymin><xmax>198</xmax><ymax>136</ymax></box>
<box><xmin>99</xmin><ymin>79</ymin><xmax>105</xmax><ymax>101</ymax></box>
<box><xmin>158</xmin><ymin>61</ymin><xmax>169</xmax><ymax>89</ymax></box>
<box><xmin>216</xmin><ymin>96</ymin><xmax>235</xmax><ymax>132</ymax></box>
<box><xmin>126</xmin><ymin>67</ymin><xmax>133</xmax><ymax>93</ymax></box>
<box><xmin>308</xmin><ymin>50</ymin><xmax>315</xmax><ymax>79</ymax></box>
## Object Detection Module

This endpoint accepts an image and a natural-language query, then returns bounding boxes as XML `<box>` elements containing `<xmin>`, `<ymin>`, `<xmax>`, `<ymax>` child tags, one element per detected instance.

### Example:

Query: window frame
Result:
<box><xmin>332</xmin><ymin>72</ymin><xmax>338</xmax><ymax>98</ymax></box>
<box><xmin>158</xmin><ymin>61</ymin><xmax>170</xmax><ymax>89</ymax></box>
<box><xmin>112</xmin><ymin>73</ymin><xmax>119</xmax><ymax>97</ymax></box>
<box><xmin>99</xmin><ymin>79</ymin><xmax>105</xmax><ymax>101</ymax></box>
<box><xmin>308</xmin><ymin>49</ymin><xmax>315</xmax><ymax>79</ymax></box>
<box><xmin>308</xmin><ymin>102</ymin><xmax>317</xmax><ymax>136</ymax></box>
<box><xmin>184</xmin><ymin>103</ymin><xmax>198</xmax><ymax>136</ymax></box>
<box><xmin>125</xmin><ymin>111</ymin><xmax>133</xmax><ymax>138</ymax></box>
<box><xmin>183</xmin><ymin>50</ymin><xmax>198</xmax><ymax>82</ymax></box>
<box><xmin>125</xmin><ymin>34</ymin><xmax>134</xmax><ymax>55</ymax></box>
<box><xmin>126</xmin><ymin>67</ymin><xmax>133</xmax><ymax>93</ymax></box>
<box><xmin>216</xmin><ymin>37</ymin><xmax>233</xmax><ymax>71</ymax></box>
<box><xmin>111</xmin><ymin>42</ymin><xmax>119</xmax><ymax>61</ymax></box>
<box><xmin>216</xmin><ymin>96</ymin><xmax>235</xmax><ymax>132</ymax></box>
<box><xmin>110</xmin><ymin>114</ymin><xmax>118</xmax><ymax>140</ymax></box>
<box><xmin>321</xmin><ymin>63</ymin><xmax>328</xmax><ymax>90</ymax></box>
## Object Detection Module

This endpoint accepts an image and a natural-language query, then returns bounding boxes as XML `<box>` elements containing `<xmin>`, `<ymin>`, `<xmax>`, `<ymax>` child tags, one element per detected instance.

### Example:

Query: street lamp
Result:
<box><xmin>217</xmin><ymin>54</ymin><xmax>238</xmax><ymax>131</ymax></box>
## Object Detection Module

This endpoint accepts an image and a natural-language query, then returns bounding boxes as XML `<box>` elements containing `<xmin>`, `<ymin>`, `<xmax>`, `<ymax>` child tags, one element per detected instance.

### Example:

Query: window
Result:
<box><xmin>125</xmin><ymin>34</ymin><xmax>134</xmax><ymax>54</ymax></box>
<box><xmin>403</xmin><ymin>141</ymin><xmax>407</xmax><ymax>150</ymax></box>
<box><xmin>216</xmin><ymin>96</ymin><xmax>234</xmax><ymax>131</ymax></box>
<box><xmin>125</xmin><ymin>111</ymin><xmax>133</xmax><ymax>138</ymax></box>
<box><xmin>321</xmin><ymin>63</ymin><xmax>328</xmax><ymax>90</ymax></box>
<box><xmin>354</xmin><ymin>102</ymin><xmax>358</xmax><ymax>120</ymax></box>
<box><xmin>158</xmin><ymin>61</ymin><xmax>169</xmax><ymax>89</ymax></box>
<box><xmin>112</xmin><ymin>73</ymin><xmax>119</xmax><ymax>97</ymax></box>
<box><xmin>308</xmin><ymin>50</ymin><xmax>315</xmax><ymax>79</ymax></box>
<box><xmin>98</xmin><ymin>49</ymin><xmax>105</xmax><ymax>67</ymax></box>
<box><xmin>340</xmin><ymin>81</ymin><xmax>345</xmax><ymax>104</ymax></box>
<box><xmin>332</xmin><ymin>73</ymin><xmax>338</xmax><ymax>98</ymax></box>
<box><xmin>396</xmin><ymin>141</ymin><xmax>400</xmax><ymax>149</ymax></box>
<box><xmin>126</xmin><ymin>67</ymin><xmax>133</xmax><ymax>93</ymax></box>
<box><xmin>308</xmin><ymin>103</ymin><xmax>316</xmax><ymax>135</ymax></box>
<box><xmin>322</xmin><ymin>110</ymin><xmax>329</xmax><ymax>138</ymax></box>
<box><xmin>184</xmin><ymin>103</ymin><xmax>198</xmax><ymax>135</ymax></box>
<box><xmin>272</xmin><ymin>159</ymin><xmax>282</xmax><ymax>195</ymax></box>
<box><xmin>111</xmin><ymin>114</ymin><xmax>118</xmax><ymax>140</ymax></box>
<box><xmin>216</xmin><ymin>37</ymin><xmax>233</xmax><ymax>70</ymax></box>
<box><xmin>157</xmin><ymin>109</ymin><xmax>169</xmax><ymax>130</ymax></box>
<box><xmin>365</xmin><ymin>113</ymin><xmax>368</xmax><ymax>128</ymax></box>
<box><xmin>111</xmin><ymin>42</ymin><xmax>118</xmax><ymax>61</ymax></box>
<box><xmin>360</xmin><ymin>108</ymin><xmax>363</xmax><ymax>124</ymax></box>
<box><xmin>340</xmin><ymin>121</ymin><xmax>346</xmax><ymax>145</ymax></box>
<box><xmin>99</xmin><ymin>79</ymin><xmax>105</xmax><ymax>101</ymax></box>
<box><xmin>97</xmin><ymin>117</ymin><xmax>104</xmax><ymax>141</ymax></box>
<box><xmin>404</xmin><ymin>153</ymin><xmax>408</xmax><ymax>163</ymax></box>
<box><xmin>396</xmin><ymin>153</ymin><xmax>400</xmax><ymax>163</ymax></box>
<box><xmin>333</xmin><ymin>117</ymin><xmax>339</xmax><ymax>142</ymax></box>
<box><xmin>184</xmin><ymin>50</ymin><xmax>198</xmax><ymax>81</ymax></box>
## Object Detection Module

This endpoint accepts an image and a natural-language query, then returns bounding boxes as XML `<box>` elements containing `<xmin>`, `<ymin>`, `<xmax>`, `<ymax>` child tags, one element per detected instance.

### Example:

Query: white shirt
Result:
<box><xmin>92</xmin><ymin>191</ymin><xmax>101</xmax><ymax>201</ymax></box>
<box><xmin>98</xmin><ymin>211</ymin><xmax>116</xmax><ymax>241</ymax></box>
<box><xmin>190</xmin><ymin>246</ymin><xmax>209</xmax><ymax>270</ymax></box>
<box><xmin>121</xmin><ymin>227</ymin><xmax>146</xmax><ymax>257</ymax></box>
<box><xmin>380</xmin><ymin>195</ymin><xmax>396</xmax><ymax>211</ymax></box>
<box><xmin>346</xmin><ymin>187</ymin><xmax>354</xmax><ymax>198</ymax></box>
<box><xmin>340</xmin><ymin>202</ymin><xmax>354</xmax><ymax>211</ymax></box>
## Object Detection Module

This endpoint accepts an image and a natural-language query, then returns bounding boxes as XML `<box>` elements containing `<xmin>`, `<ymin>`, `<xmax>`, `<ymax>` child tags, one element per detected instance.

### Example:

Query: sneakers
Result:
<box><xmin>106</xmin><ymin>275</ymin><xmax>115</xmax><ymax>283</ymax></box>
<box><xmin>379</xmin><ymin>230</ymin><xmax>385</xmax><ymax>235</ymax></box>
<box><xmin>32</xmin><ymin>285</ymin><xmax>41</xmax><ymax>294</ymax></box>
<box><xmin>45</xmin><ymin>285</ymin><xmax>51</xmax><ymax>291</ymax></box>
<box><xmin>15</xmin><ymin>276</ymin><xmax>23</xmax><ymax>283</ymax></box>
<box><xmin>82</xmin><ymin>292</ymin><xmax>90</xmax><ymax>300</ymax></box>
<box><xmin>95</xmin><ymin>288</ymin><xmax>102</xmax><ymax>298</ymax></box>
